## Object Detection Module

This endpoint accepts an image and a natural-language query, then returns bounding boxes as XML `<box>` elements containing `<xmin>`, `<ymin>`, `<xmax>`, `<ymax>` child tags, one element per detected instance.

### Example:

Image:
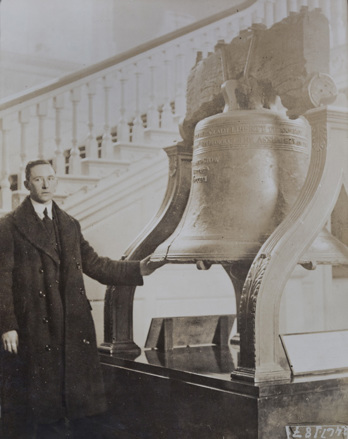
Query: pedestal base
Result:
<box><xmin>97</xmin><ymin>346</ymin><xmax>348</xmax><ymax>438</ymax></box>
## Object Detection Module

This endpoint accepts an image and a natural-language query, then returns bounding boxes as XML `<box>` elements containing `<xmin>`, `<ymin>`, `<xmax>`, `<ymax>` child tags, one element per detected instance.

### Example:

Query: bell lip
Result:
<box><xmin>150</xmin><ymin>253</ymin><xmax>258</xmax><ymax>264</ymax></box>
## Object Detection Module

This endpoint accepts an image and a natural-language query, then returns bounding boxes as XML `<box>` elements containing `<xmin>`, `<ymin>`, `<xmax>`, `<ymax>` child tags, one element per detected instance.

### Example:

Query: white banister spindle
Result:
<box><xmin>334</xmin><ymin>0</ymin><xmax>348</xmax><ymax>45</ymax></box>
<box><xmin>101</xmin><ymin>75</ymin><xmax>114</xmax><ymax>158</ymax></box>
<box><xmin>308</xmin><ymin>0</ymin><xmax>320</xmax><ymax>10</ymax></box>
<box><xmin>131</xmin><ymin>64</ymin><xmax>144</xmax><ymax>143</ymax></box>
<box><xmin>69</xmin><ymin>87</ymin><xmax>82</xmax><ymax>174</ymax></box>
<box><xmin>0</xmin><ymin>118</ymin><xmax>12</xmax><ymax>211</ymax></box>
<box><xmin>18</xmin><ymin>108</ymin><xmax>30</xmax><ymax>189</ymax></box>
<box><xmin>174</xmin><ymin>44</ymin><xmax>186</xmax><ymax>119</ymax></box>
<box><xmin>319</xmin><ymin>0</ymin><xmax>330</xmax><ymax>19</ymax></box>
<box><xmin>275</xmin><ymin>0</ymin><xmax>288</xmax><ymax>21</ymax></box>
<box><xmin>161</xmin><ymin>51</ymin><xmax>174</xmax><ymax>130</ymax></box>
<box><xmin>85</xmin><ymin>81</ymin><xmax>98</xmax><ymax>159</ymax></box>
<box><xmin>252</xmin><ymin>1</ymin><xmax>265</xmax><ymax>24</ymax></box>
<box><xmin>117</xmin><ymin>70</ymin><xmax>129</xmax><ymax>143</ymax></box>
<box><xmin>287</xmin><ymin>0</ymin><xmax>298</xmax><ymax>13</ymax></box>
<box><xmin>265</xmin><ymin>0</ymin><xmax>275</xmax><ymax>28</ymax></box>
<box><xmin>53</xmin><ymin>94</ymin><xmax>65</xmax><ymax>175</ymax></box>
<box><xmin>146</xmin><ymin>56</ymin><xmax>159</xmax><ymax>129</ymax></box>
<box><xmin>299</xmin><ymin>0</ymin><xmax>308</xmax><ymax>7</ymax></box>
<box><xmin>36</xmin><ymin>101</ymin><xmax>48</xmax><ymax>159</ymax></box>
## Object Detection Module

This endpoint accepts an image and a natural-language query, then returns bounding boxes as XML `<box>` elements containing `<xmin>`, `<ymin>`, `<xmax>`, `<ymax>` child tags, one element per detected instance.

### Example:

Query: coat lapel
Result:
<box><xmin>12</xmin><ymin>197</ymin><xmax>60</xmax><ymax>265</ymax></box>
<box><xmin>52</xmin><ymin>201</ymin><xmax>78</xmax><ymax>260</ymax></box>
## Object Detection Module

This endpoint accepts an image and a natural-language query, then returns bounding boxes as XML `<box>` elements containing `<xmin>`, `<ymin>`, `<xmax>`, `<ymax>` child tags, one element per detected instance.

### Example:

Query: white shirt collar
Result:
<box><xmin>30</xmin><ymin>198</ymin><xmax>53</xmax><ymax>220</ymax></box>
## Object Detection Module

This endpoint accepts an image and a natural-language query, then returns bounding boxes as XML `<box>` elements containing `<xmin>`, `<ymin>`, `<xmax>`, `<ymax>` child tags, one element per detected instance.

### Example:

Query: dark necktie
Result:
<box><xmin>42</xmin><ymin>207</ymin><xmax>58</xmax><ymax>251</ymax></box>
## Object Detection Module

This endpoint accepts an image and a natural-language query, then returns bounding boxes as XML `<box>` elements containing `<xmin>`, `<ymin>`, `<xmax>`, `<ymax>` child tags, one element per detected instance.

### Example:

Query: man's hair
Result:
<box><xmin>25</xmin><ymin>160</ymin><xmax>54</xmax><ymax>181</ymax></box>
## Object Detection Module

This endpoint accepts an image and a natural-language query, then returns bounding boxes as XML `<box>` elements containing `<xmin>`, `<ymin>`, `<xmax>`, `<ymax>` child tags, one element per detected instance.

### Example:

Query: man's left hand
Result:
<box><xmin>140</xmin><ymin>255</ymin><xmax>166</xmax><ymax>276</ymax></box>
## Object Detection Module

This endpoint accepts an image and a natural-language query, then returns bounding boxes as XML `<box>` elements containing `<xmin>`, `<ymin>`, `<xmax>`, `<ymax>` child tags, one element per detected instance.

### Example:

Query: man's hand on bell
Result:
<box><xmin>2</xmin><ymin>330</ymin><xmax>19</xmax><ymax>354</ymax></box>
<box><xmin>140</xmin><ymin>255</ymin><xmax>166</xmax><ymax>276</ymax></box>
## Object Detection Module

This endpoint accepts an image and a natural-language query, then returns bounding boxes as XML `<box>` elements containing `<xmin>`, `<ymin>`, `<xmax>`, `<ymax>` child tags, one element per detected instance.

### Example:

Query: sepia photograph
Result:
<box><xmin>0</xmin><ymin>0</ymin><xmax>347</xmax><ymax>437</ymax></box>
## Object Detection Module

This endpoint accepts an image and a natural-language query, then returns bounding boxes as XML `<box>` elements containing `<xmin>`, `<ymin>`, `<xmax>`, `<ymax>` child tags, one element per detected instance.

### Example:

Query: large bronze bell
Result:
<box><xmin>152</xmin><ymin>81</ymin><xmax>310</xmax><ymax>264</ymax></box>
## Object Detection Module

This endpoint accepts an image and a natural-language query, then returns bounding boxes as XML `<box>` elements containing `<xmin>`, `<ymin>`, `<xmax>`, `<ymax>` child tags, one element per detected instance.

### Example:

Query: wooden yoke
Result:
<box><xmin>232</xmin><ymin>105</ymin><xmax>348</xmax><ymax>383</ymax></box>
<box><xmin>100</xmin><ymin>143</ymin><xmax>192</xmax><ymax>355</ymax></box>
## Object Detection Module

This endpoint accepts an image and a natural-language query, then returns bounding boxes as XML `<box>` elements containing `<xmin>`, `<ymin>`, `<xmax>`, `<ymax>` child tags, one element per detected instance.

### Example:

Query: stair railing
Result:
<box><xmin>0</xmin><ymin>0</ymin><xmax>346</xmax><ymax>212</ymax></box>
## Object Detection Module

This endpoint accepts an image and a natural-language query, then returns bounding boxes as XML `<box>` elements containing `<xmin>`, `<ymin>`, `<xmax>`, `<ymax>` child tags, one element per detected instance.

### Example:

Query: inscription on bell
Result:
<box><xmin>195</xmin><ymin>123</ymin><xmax>305</xmax><ymax>138</ymax></box>
<box><xmin>195</xmin><ymin>122</ymin><xmax>308</xmax><ymax>153</ymax></box>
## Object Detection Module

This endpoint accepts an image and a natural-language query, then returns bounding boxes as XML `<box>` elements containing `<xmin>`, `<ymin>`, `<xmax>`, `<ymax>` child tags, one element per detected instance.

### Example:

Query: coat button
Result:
<box><xmin>39</xmin><ymin>291</ymin><xmax>46</xmax><ymax>298</ymax></box>
<box><xmin>39</xmin><ymin>268</ymin><xmax>44</xmax><ymax>274</ymax></box>
<box><xmin>55</xmin><ymin>279</ymin><xmax>60</xmax><ymax>284</ymax></box>
<box><xmin>45</xmin><ymin>345</ymin><xmax>51</xmax><ymax>351</ymax></box>
<box><xmin>42</xmin><ymin>317</ymin><xmax>49</xmax><ymax>324</ymax></box>
<box><xmin>79</xmin><ymin>287</ymin><xmax>85</xmax><ymax>295</ymax></box>
<box><xmin>83</xmin><ymin>339</ymin><xmax>90</xmax><ymax>345</ymax></box>
<box><xmin>76</xmin><ymin>262</ymin><xmax>81</xmax><ymax>270</ymax></box>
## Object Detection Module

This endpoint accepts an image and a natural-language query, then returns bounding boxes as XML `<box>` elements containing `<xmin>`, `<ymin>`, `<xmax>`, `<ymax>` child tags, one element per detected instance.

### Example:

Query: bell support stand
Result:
<box><xmin>99</xmin><ymin>143</ymin><xmax>192</xmax><ymax>355</ymax></box>
<box><xmin>232</xmin><ymin>104</ymin><xmax>348</xmax><ymax>383</ymax></box>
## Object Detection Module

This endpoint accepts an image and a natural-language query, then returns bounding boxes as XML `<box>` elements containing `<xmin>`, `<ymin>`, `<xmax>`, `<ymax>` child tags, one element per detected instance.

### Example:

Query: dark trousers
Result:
<box><xmin>1</xmin><ymin>415</ymin><xmax>104</xmax><ymax>439</ymax></box>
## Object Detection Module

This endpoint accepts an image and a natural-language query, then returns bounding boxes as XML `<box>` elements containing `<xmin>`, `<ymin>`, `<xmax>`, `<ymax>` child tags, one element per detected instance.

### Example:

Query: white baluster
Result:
<box><xmin>308</xmin><ymin>0</ymin><xmax>320</xmax><ymax>10</ymax></box>
<box><xmin>117</xmin><ymin>69</ymin><xmax>129</xmax><ymax>143</ymax></box>
<box><xmin>0</xmin><ymin>118</ymin><xmax>12</xmax><ymax>211</ymax></box>
<box><xmin>226</xmin><ymin>19</ymin><xmax>238</xmax><ymax>41</ymax></box>
<box><xmin>69</xmin><ymin>87</ymin><xmax>82</xmax><ymax>174</ymax></box>
<box><xmin>265</xmin><ymin>0</ymin><xmax>275</xmax><ymax>28</ymax></box>
<box><xmin>240</xmin><ymin>12</ymin><xmax>252</xmax><ymax>30</ymax></box>
<box><xmin>252</xmin><ymin>0</ymin><xmax>265</xmax><ymax>24</ymax></box>
<box><xmin>174</xmin><ymin>44</ymin><xmax>186</xmax><ymax>120</ymax></box>
<box><xmin>146</xmin><ymin>56</ymin><xmax>159</xmax><ymax>129</ymax></box>
<box><xmin>299</xmin><ymin>0</ymin><xmax>308</xmax><ymax>7</ymax></box>
<box><xmin>319</xmin><ymin>0</ymin><xmax>330</xmax><ymax>19</ymax></box>
<box><xmin>53</xmin><ymin>94</ymin><xmax>65</xmax><ymax>174</ymax></box>
<box><xmin>101</xmin><ymin>75</ymin><xmax>114</xmax><ymax>158</ymax></box>
<box><xmin>275</xmin><ymin>0</ymin><xmax>288</xmax><ymax>21</ymax></box>
<box><xmin>287</xmin><ymin>0</ymin><xmax>298</xmax><ymax>13</ymax></box>
<box><xmin>131</xmin><ymin>64</ymin><xmax>144</xmax><ymax>144</ymax></box>
<box><xmin>18</xmin><ymin>108</ymin><xmax>30</xmax><ymax>189</ymax></box>
<box><xmin>85</xmin><ymin>80</ymin><xmax>98</xmax><ymax>159</ymax></box>
<box><xmin>332</xmin><ymin>0</ymin><xmax>347</xmax><ymax>46</ymax></box>
<box><xmin>188</xmin><ymin>36</ymin><xmax>200</xmax><ymax>70</ymax></box>
<box><xmin>161</xmin><ymin>51</ymin><xmax>174</xmax><ymax>130</ymax></box>
<box><xmin>36</xmin><ymin>101</ymin><xmax>48</xmax><ymax>159</ymax></box>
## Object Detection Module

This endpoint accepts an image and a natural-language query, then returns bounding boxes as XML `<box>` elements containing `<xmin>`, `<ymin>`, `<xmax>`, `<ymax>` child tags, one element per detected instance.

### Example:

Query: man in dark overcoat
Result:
<box><xmin>0</xmin><ymin>159</ymin><xmax>159</xmax><ymax>438</ymax></box>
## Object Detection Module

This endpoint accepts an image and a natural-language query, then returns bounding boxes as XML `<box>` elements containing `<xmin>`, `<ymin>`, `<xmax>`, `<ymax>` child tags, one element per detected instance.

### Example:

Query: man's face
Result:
<box><xmin>24</xmin><ymin>164</ymin><xmax>58</xmax><ymax>204</ymax></box>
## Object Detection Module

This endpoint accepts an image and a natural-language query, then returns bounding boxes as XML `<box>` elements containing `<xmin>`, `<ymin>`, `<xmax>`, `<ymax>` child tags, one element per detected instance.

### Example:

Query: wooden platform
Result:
<box><xmin>98</xmin><ymin>345</ymin><xmax>348</xmax><ymax>438</ymax></box>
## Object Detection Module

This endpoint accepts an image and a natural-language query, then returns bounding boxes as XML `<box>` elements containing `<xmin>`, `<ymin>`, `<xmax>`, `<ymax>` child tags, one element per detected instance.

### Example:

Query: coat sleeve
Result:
<box><xmin>76</xmin><ymin>220</ymin><xmax>144</xmax><ymax>287</ymax></box>
<box><xmin>0</xmin><ymin>218</ymin><xmax>19</xmax><ymax>336</ymax></box>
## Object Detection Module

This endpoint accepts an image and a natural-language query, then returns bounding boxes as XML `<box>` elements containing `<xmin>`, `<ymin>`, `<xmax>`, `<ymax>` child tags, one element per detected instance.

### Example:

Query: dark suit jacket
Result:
<box><xmin>0</xmin><ymin>196</ymin><xmax>143</xmax><ymax>423</ymax></box>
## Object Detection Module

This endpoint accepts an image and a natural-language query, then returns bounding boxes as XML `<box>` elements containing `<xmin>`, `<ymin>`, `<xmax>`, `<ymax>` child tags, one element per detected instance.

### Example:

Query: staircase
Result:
<box><xmin>0</xmin><ymin>0</ymin><xmax>347</xmax><ymax>346</ymax></box>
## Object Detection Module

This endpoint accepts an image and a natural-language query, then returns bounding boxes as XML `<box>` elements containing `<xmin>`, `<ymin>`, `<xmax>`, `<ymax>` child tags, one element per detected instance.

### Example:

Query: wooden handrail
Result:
<box><xmin>0</xmin><ymin>0</ymin><xmax>256</xmax><ymax>112</ymax></box>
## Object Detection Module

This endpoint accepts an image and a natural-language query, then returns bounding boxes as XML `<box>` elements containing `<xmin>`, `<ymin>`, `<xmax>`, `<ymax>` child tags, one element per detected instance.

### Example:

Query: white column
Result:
<box><xmin>0</xmin><ymin>118</ymin><xmax>12</xmax><ymax>211</ymax></box>
<box><xmin>161</xmin><ymin>50</ymin><xmax>174</xmax><ymax>130</ymax></box>
<box><xmin>131</xmin><ymin>64</ymin><xmax>144</xmax><ymax>144</ymax></box>
<box><xmin>53</xmin><ymin>94</ymin><xmax>65</xmax><ymax>174</ymax></box>
<box><xmin>308</xmin><ymin>0</ymin><xmax>320</xmax><ymax>10</ymax></box>
<box><xmin>69</xmin><ymin>87</ymin><xmax>82</xmax><ymax>174</ymax></box>
<box><xmin>265</xmin><ymin>0</ymin><xmax>275</xmax><ymax>28</ymax></box>
<box><xmin>36</xmin><ymin>101</ymin><xmax>48</xmax><ymax>159</ymax></box>
<box><xmin>117</xmin><ymin>69</ymin><xmax>129</xmax><ymax>143</ymax></box>
<box><xmin>101</xmin><ymin>75</ymin><xmax>114</xmax><ymax>158</ymax></box>
<box><xmin>275</xmin><ymin>0</ymin><xmax>288</xmax><ymax>21</ymax></box>
<box><xmin>252</xmin><ymin>0</ymin><xmax>265</xmax><ymax>24</ymax></box>
<box><xmin>287</xmin><ymin>0</ymin><xmax>298</xmax><ymax>13</ymax></box>
<box><xmin>18</xmin><ymin>108</ymin><xmax>30</xmax><ymax>189</ymax></box>
<box><xmin>174</xmin><ymin>44</ymin><xmax>186</xmax><ymax>120</ymax></box>
<box><xmin>85</xmin><ymin>80</ymin><xmax>98</xmax><ymax>159</ymax></box>
<box><xmin>146</xmin><ymin>56</ymin><xmax>159</xmax><ymax>129</ymax></box>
